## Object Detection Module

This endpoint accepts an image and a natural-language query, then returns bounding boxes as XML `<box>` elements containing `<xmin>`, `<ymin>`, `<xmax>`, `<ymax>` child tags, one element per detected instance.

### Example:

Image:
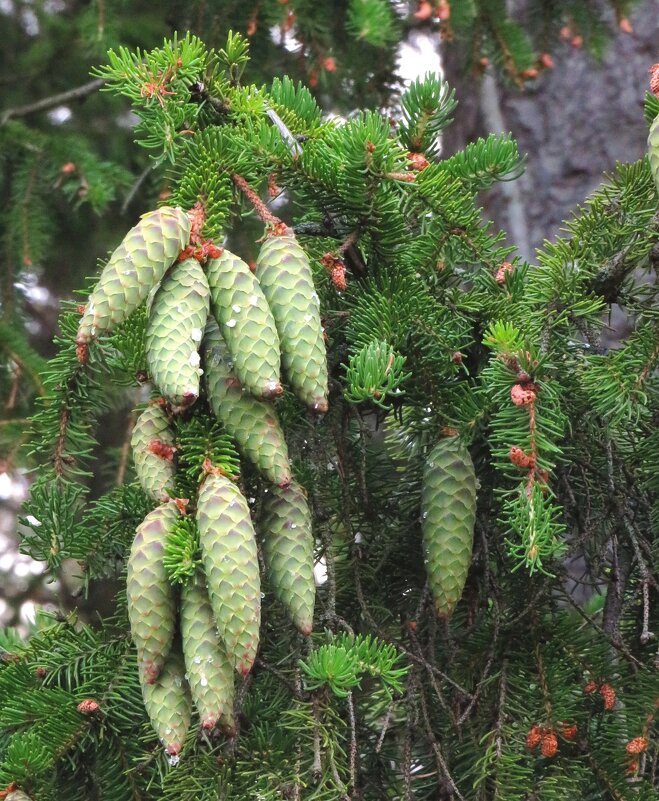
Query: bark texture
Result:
<box><xmin>441</xmin><ymin>1</ymin><xmax>659</xmax><ymax>261</ymax></box>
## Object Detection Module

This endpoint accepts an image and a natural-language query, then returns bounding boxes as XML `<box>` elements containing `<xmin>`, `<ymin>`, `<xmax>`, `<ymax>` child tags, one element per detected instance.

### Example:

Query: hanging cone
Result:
<box><xmin>196</xmin><ymin>470</ymin><xmax>261</xmax><ymax>675</ymax></box>
<box><xmin>260</xmin><ymin>481</ymin><xmax>315</xmax><ymax>635</ymax></box>
<box><xmin>139</xmin><ymin>643</ymin><xmax>192</xmax><ymax>757</ymax></box>
<box><xmin>181</xmin><ymin>570</ymin><xmax>236</xmax><ymax>734</ymax></box>
<box><xmin>77</xmin><ymin>206</ymin><xmax>190</xmax><ymax>345</ymax></box>
<box><xmin>127</xmin><ymin>501</ymin><xmax>178</xmax><ymax>683</ymax></box>
<box><xmin>131</xmin><ymin>403</ymin><xmax>176</xmax><ymax>502</ymax></box>
<box><xmin>421</xmin><ymin>436</ymin><xmax>476</xmax><ymax>620</ymax></box>
<box><xmin>145</xmin><ymin>257</ymin><xmax>210</xmax><ymax>410</ymax></box>
<box><xmin>202</xmin><ymin>318</ymin><xmax>292</xmax><ymax>488</ymax></box>
<box><xmin>255</xmin><ymin>233</ymin><xmax>328</xmax><ymax>413</ymax></box>
<box><xmin>206</xmin><ymin>248</ymin><xmax>282</xmax><ymax>399</ymax></box>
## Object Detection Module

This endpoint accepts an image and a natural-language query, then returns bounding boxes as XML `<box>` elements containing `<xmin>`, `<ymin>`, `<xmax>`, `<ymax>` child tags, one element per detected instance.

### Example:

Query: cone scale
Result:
<box><xmin>649</xmin><ymin>112</ymin><xmax>659</xmax><ymax>194</ymax></box>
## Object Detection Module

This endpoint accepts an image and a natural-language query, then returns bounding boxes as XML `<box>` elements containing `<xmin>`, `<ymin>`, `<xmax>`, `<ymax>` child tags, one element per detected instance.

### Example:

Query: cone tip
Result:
<box><xmin>310</xmin><ymin>399</ymin><xmax>329</xmax><ymax>414</ymax></box>
<box><xmin>298</xmin><ymin>622</ymin><xmax>313</xmax><ymax>636</ymax></box>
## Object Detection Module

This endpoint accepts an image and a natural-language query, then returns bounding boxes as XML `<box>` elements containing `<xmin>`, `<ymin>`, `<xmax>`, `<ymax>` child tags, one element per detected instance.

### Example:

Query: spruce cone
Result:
<box><xmin>139</xmin><ymin>644</ymin><xmax>191</xmax><ymax>757</ymax></box>
<box><xmin>145</xmin><ymin>257</ymin><xmax>210</xmax><ymax>410</ymax></box>
<box><xmin>206</xmin><ymin>248</ymin><xmax>282</xmax><ymax>399</ymax></box>
<box><xmin>197</xmin><ymin>470</ymin><xmax>261</xmax><ymax>675</ymax></box>
<box><xmin>255</xmin><ymin>233</ymin><xmax>328</xmax><ymax>413</ymax></box>
<box><xmin>127</xmin><ymin>502</ymin><xmax>178</xmax><ymax>683</ymax></box>
<box><xmin>131</xmin><ymin>404</ymin><xmax>176</xmax><ymax>502</ymax></box>
<box><xmin>421</xmin><ymin>436</ymin><xmax>477</xmax><ymax>620</ymax></box>
<box><xmin>260</xmin><ymin>481</ymin><xmax>315</xmax><ymax>635</ymax></box>
<box><xmin>181</xmin><ymin>571</ymin><xmax>236</xmax><ymax>734</ymax></box>
<box><xmin>77</xmin><ymin>206</ymin><xmax>190</xmax><ymax>344</ymax></box>
<box><xmin>203</xmin><ymin>319</ymin><xmax>292</xmax><ymax>488</ymax></box>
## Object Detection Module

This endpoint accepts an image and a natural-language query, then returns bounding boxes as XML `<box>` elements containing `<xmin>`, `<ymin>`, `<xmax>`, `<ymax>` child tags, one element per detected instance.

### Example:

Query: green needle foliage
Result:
<box><xmin>1</xmin><ymin>19</ymin><xmax>659</xmax><ymax>801</ymax></box>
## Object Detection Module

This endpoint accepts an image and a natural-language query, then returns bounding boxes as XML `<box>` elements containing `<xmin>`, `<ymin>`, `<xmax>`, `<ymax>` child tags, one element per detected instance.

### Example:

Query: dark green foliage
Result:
<box><xmin>2</xmin><ymin>10</ymin><xmax>659</xmax><ymax>801</ymax></box>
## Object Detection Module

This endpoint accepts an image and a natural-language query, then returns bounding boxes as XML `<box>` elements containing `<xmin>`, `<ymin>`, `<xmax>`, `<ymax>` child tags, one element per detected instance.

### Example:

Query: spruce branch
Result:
<box><xmin>0</xmin><ymin>79</ymin><xmax>104</xmax><ymax>126</ymax></box>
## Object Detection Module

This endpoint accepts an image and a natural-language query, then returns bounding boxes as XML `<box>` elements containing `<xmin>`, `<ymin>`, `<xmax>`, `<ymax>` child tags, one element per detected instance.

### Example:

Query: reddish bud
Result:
<box><xmin>561</xmin><ymin>723</ymin><xmax>577</xmax><ymax>741</ymax></box>
<box><xmin>526</xmin><ymin>724</ymin><xmax>542</xmax><ymax>749</ymax></box>
<box><xmin>571</xmin><ymin>35</ymin><xmax>583</xmax><ymax>49</ymax></box>
<box><xmin>560</xmin><ymin>25</ymin><xmax>573</xmax><ymax>41</ymax></box>
<box><xmin>77</xmin><ymin>304</ymin><xmax>87</xmax><ymax>315</ymax></box>
<box><xmin>521</xmin><ymin>68</ymin><xmax>539</xmax><ymax>80</ymax></box>
<box><xmin>435</xmin><ymin>0</ymin><xmax>450</xmax><ymax>21</ymax></box>
<box><xmin>322</xmin><ymin>56</ymin><xmax>337</xmax><ymax>73</ymax></box>
<box><xmin>452</xmin><ymin>351</ymin><xmax>463</xmax><ymax>365</ymax></box>
<box><xmin>511</xmin><ymin>383</ymin><xmax>537</xmax><ymax>407</ymax></box>
<box><xmin>539</xmin><ymin>53</ymin><xmax>554</xmax><ymax>69</ymax></box>
<box><xmin>479</xmin><ymin>56</ymin><xmax>490</xmax><ymax>67</ymax></box>
<box><xmin>583</xmin><ymin>680</ymin><xmax>599</xmax><ymax>695</ymax></box>
<box><xmin>625</xmin><ymin>736</ymin><xmax>648</xmax><ymax>754</ymax></box>
<box><xmin>77</xmin><ymin>698</ymin><xmax>100</xmax><ymax>714</ymax></box>
<box><xmin>649</xmin><ymin>64</ymin><xmax>659</xmax><ymax>97</ymax></box>
<box><xmin>495</xmin><ymin>261</ymin><xmax>513</xmax><ymax>284</ymax></box>
<box><xmin>414</xmin><ymin>1</ymin><xmax>433</xmax><ymax>21</ymax></box>
<box><xmin>618</xmin><ymin>17</ymin><xmax>633</xmax><ymax>33</ymax></box>
<box><xmin>247</xmin><ymin>14</ymin><xmax>258</xmax><ymax>36</ymax></box>
<box><xmin>600</xmin><ymin>683</ymin><xmax>616</xmax><ymax>711</ymax></box>
<box><xmin>627</xmin><ymin>758</ymin><xmax>640</xmax><ymax>775</ymax></box>
<box><xmin>61</xmin><ymin>162</ymin><xmax>76</xmax><ymax>174</ymax></box>
<box><xmin>407</xmin><ymin>152</ymin><xmax>430</xmax><ymax>171</ymax></box>
<box><xmin>509</xmin><ymin>446</ymin><xmax>535</xmax><ymax>469</ymax></box>
<box><xmin>35</xmin><ymin>666</ymin><xmax>47</xmax><ymax>679</ymax></box>
<box><xmin>407</xmin><ymin>620</ymin><xmax>418</xmax><ymax>631</ymax></box>
<box><xmin>248</xmin><ymin>260</ymin><xmax>257</xmax><ymax>273</ymax></box>
<box><xmin>76</xmin><ymin>342</ymin><xmax>89</xmax><ymax>364</ymax></box>
<box><xmin>541</xmin><ymin>731</ymin><xmax>558</xmax><ymax>758</ymax></box>
<box><xmin>174</xmin><ymin>497</ymin><xmax>189</xmax><ymax>515</ymax></box>
<box><xmin>267</xmin><ymin>172</ymin><xmax>281</xmax><ymax>198</ymax></box>
<box><xmin>159</xmin><ymin>188</ymin><xmax>172</xmax><ymax>201</ymax></box>
<box><xmin>308</xmin><ymin>70</ymin><xmax>318</xmax><ymax>88</ymax></box>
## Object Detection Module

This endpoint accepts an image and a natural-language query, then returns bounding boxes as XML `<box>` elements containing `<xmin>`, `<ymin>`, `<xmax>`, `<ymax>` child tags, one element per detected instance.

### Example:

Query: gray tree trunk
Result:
<box><xmin>441</xmin><ymin>1</ymin><xmax>659</xmax><ymax>262</ymax></box>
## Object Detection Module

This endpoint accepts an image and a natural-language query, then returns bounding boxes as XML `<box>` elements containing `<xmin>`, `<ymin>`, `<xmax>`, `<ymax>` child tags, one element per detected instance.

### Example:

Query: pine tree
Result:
<box><xmin>1</xmin><ymin>12</ymin><xmax>658</xmax><ymax>801</ymax></box>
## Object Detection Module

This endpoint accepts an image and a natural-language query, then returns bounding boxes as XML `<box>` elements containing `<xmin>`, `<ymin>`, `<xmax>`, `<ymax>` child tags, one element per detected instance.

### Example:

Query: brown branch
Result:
<box><xmin>1</xmin><ymin>79</ymin><xmax>105</xmax><ymax>125</ymax></box>
<box><xmin>231</xmin><ymin>173</ymin><xmax>284</xmax><ymax>228</ymax></box>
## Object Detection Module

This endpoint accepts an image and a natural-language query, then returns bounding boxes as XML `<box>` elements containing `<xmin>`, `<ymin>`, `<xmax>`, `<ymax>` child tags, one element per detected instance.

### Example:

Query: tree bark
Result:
<box><xmin>441</xmin><ymin>2</ymin><xmax>659</xmax><ymax>262</ymax></box>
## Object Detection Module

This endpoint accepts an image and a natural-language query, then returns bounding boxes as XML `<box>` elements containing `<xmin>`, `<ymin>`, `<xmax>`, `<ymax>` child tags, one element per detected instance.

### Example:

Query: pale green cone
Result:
<box><xmin>196</xmin><ymin>471</ymin><xmax>261</xmax><ymax>675</ymax></box>
<box><xmin>649</xmin><ymin>113</ymin><xmax>659</xmax><ymax>195</ymax></box>
<box><xmin>260</xmin><ymin>482</ymin><xmax>315</xmax><ymax>635</ymax></box>
<box><xmin>140</xmin><ymin>644</ymin><xmax>192</xmax><ymax>757</ymax></box>
<box><xmin>206</xmin><ymin>249</ymin><xmax>282</xmax><ymax>399</ymax></box>
<box><xmin>127</xmin><ymin>502</ymin><xmax>178</xmax><ymax>684</ymax></box>
<box><xmin>181</xmin><ymin>571</ymin><xmax>236</xmax><ymax>734</ymax></box>
<box><xmin>77</xmin><ymin>207</ymin><xmax>190</xmax><ymax>344</ymax></box>
<box><xmin>421</xmin><ymin>437</ymin><xmax>476</xmax><ymax>620</ymax></box>
<box><xmin>255</xmin><ymin>234</ymin><xmax>328</xmax><ymax>413</ymax></box>
<box><xmin>203</xmin><ymin>319</ymin><xmax>292</xmax><ymax>488</ymax></box>
<box><xmin>145</xmin><ymin>257</ymin><xmax>210</xmax><ymax>410</ymax></box>
<box><xmin>131</xmin><ymin>403</ymin><xmax>176</xmax><ymax>502</ymax></box>
<box><xmin>6</xmin><ymin>791</ymin><xmax>32</xmax><ymax>801</ymax></box>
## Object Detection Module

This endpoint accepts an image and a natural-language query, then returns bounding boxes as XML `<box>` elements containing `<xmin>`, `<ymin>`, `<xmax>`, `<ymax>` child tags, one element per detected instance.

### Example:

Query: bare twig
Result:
<box><xmin>1</xmin><ymin>79</ymin><xmax>105</xmax><ymax>125</ymax></box>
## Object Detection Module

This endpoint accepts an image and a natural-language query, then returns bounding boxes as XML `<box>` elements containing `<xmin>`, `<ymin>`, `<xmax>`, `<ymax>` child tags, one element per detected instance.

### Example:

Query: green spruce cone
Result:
<box><xmin>131</xmin><ymin>403</ymin><xmax>176</xmax><ymax>502</ymax></box>
<box><xmin>421</xmin><ymin>436</ymin><xmax>477</xmax><ymax>620</ymax></box>
<box><xmin>206</xmin><ymin>249</ymin><xmax>282</xmax><ymax>399</ymax></box>
<box><xmin>181</xmin><ymin>571</ymin><xmax>236</xmax><ymax>734</ymax></box>
<box><xmin>127</xmin><ymin>502</ymin><xmax>178</xmax><ymax>684</ymax></box>
<box><xmin>77</xmin><ymin>207</ymin><xmax>190</xmax><ymax>344</ymax></box>
<box><xmin>196</xmin><ymin>470</ymin><xmax>261</xmax><ymax>676</ymax></box>
<box><xmin>203</xmin><ymin>319</ymin><xmax>292</xmax><ymax>488</ymax></box>
<box><xmin>260</xmin><ymin>482</ymin><xmax>315</xmax><ymax>635</ymax></box>
<box><xmin>145</xmin><ymin>257</ymin><xmax>210</xmax><ymax>410</ymax></box>
<box><xmin>140</xmin><ymin>644</ymin><xmax>192</xmax><ymax>757</ymax></box>
<box><xmin>649</xmin><ymin>113</ymin><xmax>659</xmax><ymax>194</ymax></box>
<box><xmin>255</xmin><ymin>233</ymin><xmax>328</xmax><ymax>413</ymax></box>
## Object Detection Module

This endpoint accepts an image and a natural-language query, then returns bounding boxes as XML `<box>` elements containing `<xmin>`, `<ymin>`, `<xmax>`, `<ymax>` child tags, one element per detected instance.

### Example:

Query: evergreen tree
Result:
<box><xmin>1</xmin><ymin>10</ymin><xmax>658</xmax><ymax>801</ymax></box>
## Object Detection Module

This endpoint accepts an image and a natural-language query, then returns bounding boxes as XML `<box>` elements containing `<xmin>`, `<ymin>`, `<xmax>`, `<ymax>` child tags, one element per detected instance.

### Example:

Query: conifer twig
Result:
<box><xmin>1</xmin><ymin>79</ymin><xmax>105</xmax><ymax>125</ymax></box>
